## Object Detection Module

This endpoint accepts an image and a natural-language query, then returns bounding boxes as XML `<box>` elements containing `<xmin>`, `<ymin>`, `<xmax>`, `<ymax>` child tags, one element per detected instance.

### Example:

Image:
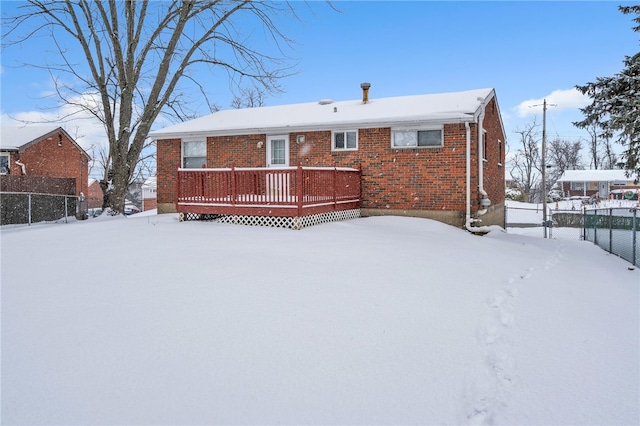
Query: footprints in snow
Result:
<box><xmin>463</xmin><ymin>242</ymin><xmax>567</xmax><ymax>424</ymax></box>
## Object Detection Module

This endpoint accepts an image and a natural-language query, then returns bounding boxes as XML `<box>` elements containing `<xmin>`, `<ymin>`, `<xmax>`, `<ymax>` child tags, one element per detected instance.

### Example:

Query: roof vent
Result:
<box><xmin>361</xmin><ymin>82</ymin><xmax>371</xmax><ymax>104</ymax></box>
<box><xmin>318</xmin><ymin>99</ymin><xmax>334</xmax><ymax>105</ymax></box>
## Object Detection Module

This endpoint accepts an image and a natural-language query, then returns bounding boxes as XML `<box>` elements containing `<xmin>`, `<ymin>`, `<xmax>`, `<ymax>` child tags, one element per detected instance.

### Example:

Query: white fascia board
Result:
<box><xmin>150</xmin><ymin>116</ymin><xmax>476</xmax><ymax>141</ymax></box>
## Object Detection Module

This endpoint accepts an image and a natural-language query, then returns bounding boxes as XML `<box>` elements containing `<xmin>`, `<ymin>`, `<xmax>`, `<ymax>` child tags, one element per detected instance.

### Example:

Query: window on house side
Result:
<box><xmin>333</xmin><ymin>131</ymin><xmax>357</xmax><ymax>150</ymax></box>
<box><xmin>498</xmin><ymin>140</ymin><xmax>503</xmax><ymax>166</ymax></box>
<box><xmin>482</xmin><ymin>130</ymin><xmax>487</xmax><ymax>161</ymax></box>
<box><xmin>0</xmin><ymin>155</ymin><xmax>9</xmax><ymax>174</ymax></box>
<box><xmin>570</xmin><ymin>182</ymin><xmax>584</xmax><ymax>191</ymax></box>
<box><xmin>392</xmin><ymin>128</ymin><xmax>442</xmax><ymax>148</ymax></box>
<box><xmin>182</xmin><ymin>140</ymin><xmax>206</xmax><ymax>168</ymax></box>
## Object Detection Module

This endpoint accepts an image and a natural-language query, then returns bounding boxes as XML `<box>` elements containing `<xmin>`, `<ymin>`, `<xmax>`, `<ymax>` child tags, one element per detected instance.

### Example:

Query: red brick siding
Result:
<box><xmin>143</xmin><ymin>198</ymin><xmax>157</xmax><ymax>211</ymax></box>
<box><xmin>481</xmin><ymin>98</ymin><xmax>506</xmax><ymax>208</ymax></box>
<box><xmin>157</xmin><ymin>138</ymin><xmax>182</xmax><ymax>204</ymax></box>
<box><xmin>208</xmin><ymin>134</ymin><xmax>265</xmax><ymax>167</ymax></box>
<box><xmin>87</xmin><ymin>180</ymin><xmax>104</xmax><ymax>208</ymax></box>
<box><xmin>9</xmin><ymin>131</ymin><xmax>88</xmax><ymax>196</ymax></box>
<box><xmin>157</xmin><ymin>103</ymin><xmax>505</xmax><ymax>218</ymax></box>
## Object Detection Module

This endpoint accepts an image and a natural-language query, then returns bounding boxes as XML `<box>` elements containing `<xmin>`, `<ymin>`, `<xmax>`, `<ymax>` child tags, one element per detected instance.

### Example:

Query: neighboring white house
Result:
<box><xmin>142</xmin><ymin>176</ymin><xmax>157</xmax><ymax>211</ymax></box>
<box><xmin>557</xmin><ymin>169</ymin><xmax>640</xmax><ymax>200</ymax></box>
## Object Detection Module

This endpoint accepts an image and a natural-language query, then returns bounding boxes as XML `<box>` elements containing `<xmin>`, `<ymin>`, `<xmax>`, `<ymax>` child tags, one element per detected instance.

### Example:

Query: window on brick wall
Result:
<box><xmin>570</xmin><ymin>182</ymin><xmax>584</xmax><ymax>191</ymax></box>
<box><xmin>0</xmin><ymin>154</ymin><xmax>9</xmax><ymax>174</ymax></box>
<box><xmin>498</xmin><ymin>140</ymin><xmax>503</xmax><ymax>166</ymax></box>
<box><xmin>482</xmin><ymin>130</ymin><xmax>487</xmax><ymax>161</ymax></box>
<box><xmin>182</xmin><ymin>140</ymin><xmax>206</xmax><ymax>168</ymax></box>
<box><xmin>332</xmin><ymin>130</ymin><xmax>357</xmax><ymax>150</ymax></box>
<box><xmin>392</xmin><ymin>127</ymin><xmax>443</xmax><ymax>148</ymax></box>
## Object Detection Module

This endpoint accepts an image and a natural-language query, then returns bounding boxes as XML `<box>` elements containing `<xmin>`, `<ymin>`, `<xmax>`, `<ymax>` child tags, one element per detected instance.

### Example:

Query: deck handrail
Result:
<box><xmin>176</xmin><ymin>165</ymin><xmax>361</xmax><ymax>218</ymax></box>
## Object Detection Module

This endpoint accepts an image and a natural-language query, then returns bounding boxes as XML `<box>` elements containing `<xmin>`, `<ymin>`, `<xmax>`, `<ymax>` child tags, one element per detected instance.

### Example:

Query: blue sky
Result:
<box><xmin>1</xmin><ymin>1</ymin><xmax>638</xmax><ymax>157</ymax></box>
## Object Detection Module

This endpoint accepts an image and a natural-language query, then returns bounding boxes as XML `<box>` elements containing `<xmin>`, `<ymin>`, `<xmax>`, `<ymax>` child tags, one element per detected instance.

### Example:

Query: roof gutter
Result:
<box><xmin>148</xmin><ymin>116</ymin><xmax>477</xmax><ymax>141</ymax></box>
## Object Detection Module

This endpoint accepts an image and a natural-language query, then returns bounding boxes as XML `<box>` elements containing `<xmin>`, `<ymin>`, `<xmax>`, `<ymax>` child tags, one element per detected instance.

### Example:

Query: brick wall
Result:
<box><xmin>157</xmin><ymin>138</ymin><xmax>182</xmax><ymax>209</ymax></box>
<box><xmin>157</xmin><ymin>103</ymin><xmax>506</xmax><ymax>226</ymax></box>
<box><xmin>87</xmin><ymin>180</ymin><xmax>104</xmax><ymax>209</ymax></box>
<box><xmin>9</xmin><ymin>130</ymin><xmax>89</xmax><ymax>196</ymax></box>
<box><xmin>479</xmin><ymin>97</ymin><xmax>506</xmax><ymax>226</ymax></box>
<box><xmin>143</xmin><ymin>197</ymin><xmax>157</xmax><ymax>211</ymax></box>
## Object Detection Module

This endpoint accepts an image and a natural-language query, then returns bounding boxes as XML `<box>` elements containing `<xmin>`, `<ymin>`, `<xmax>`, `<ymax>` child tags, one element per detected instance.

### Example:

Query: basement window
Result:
<box><xmin>392</xmin><ymin>128</ymin><xmax>443</xmax><ymax>148</ymax></box>
<box><xmin>332</xmin><ymin>130</ymin><xmax>358</xmax><ymax>151</ymax></box>
<box><xmin>182</xmin><ymin>140</ymin><xmax>206</xmax><ymax>168</ymax></box>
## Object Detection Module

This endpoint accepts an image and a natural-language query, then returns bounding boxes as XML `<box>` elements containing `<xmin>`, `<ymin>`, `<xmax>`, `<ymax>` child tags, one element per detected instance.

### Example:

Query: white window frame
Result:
<box><xmin>391</xmin><ymin>126</ymin><xmax>443</xmax><ymax>149</ymax></box>
<box><xmin>570</xmin><ymin>181</ymin><xmax>584</xmax><ymax>191</ymax></box>
<box><xmin>182</xmin><ymin>140</ymin><xmax>207</xmax><ymax>169</ymax></box>
<box><xmin>332</xmin><ymin>130</ymin><xmax>358</xmax><ymax>151</ymax></box>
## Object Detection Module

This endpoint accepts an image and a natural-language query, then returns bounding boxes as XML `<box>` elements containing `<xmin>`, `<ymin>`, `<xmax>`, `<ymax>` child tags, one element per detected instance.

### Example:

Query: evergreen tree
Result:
<box><xmin>574</xmin><ymin>6</ymin><xmax>640</xmax><ymax>181</ymax></box>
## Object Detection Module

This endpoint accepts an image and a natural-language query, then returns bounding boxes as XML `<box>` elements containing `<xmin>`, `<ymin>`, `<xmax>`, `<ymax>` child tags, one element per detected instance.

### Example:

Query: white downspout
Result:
<box><xmin>15</xmin><ymin>160</ymin><xmax>26</xmax><ymax>175</ymax></box>
<box><xmin>477</xmin><ymin>108</ymin><xmax>489</xmax><ymax>216</ymax></box>
<box><xmin>465</xmin><ymin>120</ymin><xmax>492</xmax><ymax>234</ymax></box>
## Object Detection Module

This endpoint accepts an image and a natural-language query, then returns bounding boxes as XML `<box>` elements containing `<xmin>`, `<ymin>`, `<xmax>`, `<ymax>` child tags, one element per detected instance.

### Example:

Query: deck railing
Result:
<box><xmin>176</xmin><ymin>166</ymin><xmax>361</xmax><ymax>217</ymax></box>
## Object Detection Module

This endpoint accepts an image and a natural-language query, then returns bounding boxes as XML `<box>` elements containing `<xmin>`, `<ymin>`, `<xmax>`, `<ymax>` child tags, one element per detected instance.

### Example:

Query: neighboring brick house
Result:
<box><xmin>150</xmin><ymin>86</ymin><xmax>506</xmax><ymax>229</ymax></box>
<box><xmin>557</xmin><ymin>169</ymin><xmax>640</xmax><ymax>200</ymax></box>
<box><xmin>87</xmin><ymin>179</ymin><xmax>104</xmax><ymax>209</ymax></box>
<box><xmin>0</xmin><ymin>126</ymin><xmax>90</xmax><ymax>196</ymax></box>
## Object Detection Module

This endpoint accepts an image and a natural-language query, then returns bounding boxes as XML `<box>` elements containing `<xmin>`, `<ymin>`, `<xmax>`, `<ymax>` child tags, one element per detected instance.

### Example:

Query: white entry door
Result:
<box><xmin>266</xmin><ymin>135</ymin><xmax>290</xmax><ymax>199</ymax></box>
<box><xmin>599</xmin><ymin>182</ymin><xmax>609</xmax><ymax>199</ymax></box>
<box><xmin>266</xmin><ymin>135</ymin><xmax>289</xmax><ymax>168</ymax></box>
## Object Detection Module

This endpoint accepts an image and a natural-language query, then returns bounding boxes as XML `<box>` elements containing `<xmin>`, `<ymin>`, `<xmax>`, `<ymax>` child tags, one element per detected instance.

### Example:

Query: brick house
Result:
<box><xmin>87</xmin><ymin>179</ymin><xmax>104</xmax><ymax>209</ymax></box>
<box><xmin>150</xmin><ymin>86</ymin><xmax>506</xmax><ymax>229</ymax></box>
<box><xmin>0</xmin><ymin>126</ymin><xmax>90</xmax><ymax>197</ymax></box>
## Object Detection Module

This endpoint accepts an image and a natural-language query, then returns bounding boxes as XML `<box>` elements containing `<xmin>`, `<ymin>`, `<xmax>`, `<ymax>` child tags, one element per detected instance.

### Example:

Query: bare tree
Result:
<box><xmin>230</xmin><ymin>86</ymin><xmax>267</xmax><ymax>109</ymax></box>
<box><xmin>508</xmin><ymin>120</ymin><xmax>541</xmax><ymax>202</ymax></box>
<box><xmin>3</xmin><ymin>1</ymin><xmax>311</xmax><ymax>213</ymax></box>
<box><xmin>585</xmin><ymin>122</ymin><xmax>618</xmax><ymax>170</ymax></box>
<box><xmin>546</xmin><ymin>137</ymin><xmax>583</xmax><ymax>190</ymax></box>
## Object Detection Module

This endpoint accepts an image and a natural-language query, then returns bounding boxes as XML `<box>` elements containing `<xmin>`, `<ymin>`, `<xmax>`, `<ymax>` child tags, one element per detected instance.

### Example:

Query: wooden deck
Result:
<box><xmin>176</xmin><ymin>166</ymin><xmax>361</xmax><ymax>218</ymax></box>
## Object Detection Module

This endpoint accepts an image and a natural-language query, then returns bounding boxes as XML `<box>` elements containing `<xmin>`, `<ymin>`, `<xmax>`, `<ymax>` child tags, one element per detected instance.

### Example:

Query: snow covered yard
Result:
<box><xmin>1</xmin><ymin>213</ymin><xmax>638</xmax><ymax>425</ymax></box>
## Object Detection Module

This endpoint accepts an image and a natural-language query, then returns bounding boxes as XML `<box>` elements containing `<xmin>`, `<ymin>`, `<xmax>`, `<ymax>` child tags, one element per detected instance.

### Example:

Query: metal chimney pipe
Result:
<box><xmin>360</xmin><ymin>82</ymin><xmax>371</xmax><ymax>104</ymax></box>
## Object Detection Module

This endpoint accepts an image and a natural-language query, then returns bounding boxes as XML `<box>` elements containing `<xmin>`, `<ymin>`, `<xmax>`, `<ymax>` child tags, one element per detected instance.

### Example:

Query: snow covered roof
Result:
<box><xmin>142</xmin><ymin>176</ymin><xmax>157</xmax><ymax>189</ymax></box>
<box><xmin>0</xmin><ymin>126</ymin><xmax>61</xmax><ymax>150</ymax></box>
<box><xmin>557</xmin><ymin>169</ymin><xmax>633</xmax><ymax>182</ymax></box>
<box><xmin>149</xmin><ymin>88</ymin><xmax>496</xmax><ymax>140</ymax></box>
<box><xmin>0</xmin><ymin>126</ymin><xmax>91</xmax><ymax>160</ymax></box>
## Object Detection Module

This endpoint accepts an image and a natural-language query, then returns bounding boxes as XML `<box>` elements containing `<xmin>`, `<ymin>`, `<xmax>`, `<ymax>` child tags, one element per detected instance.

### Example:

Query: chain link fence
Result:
<box><xmin>584</xmin><ymin>207</ymin><xmax>638</xmax><ymax>266</ymax></box>
<box><xmin>0</xmin><ymin>192</ymin><xmax>84</xmax><ymax>225</ymax></box>
<box><xmin>506</xmin><ymin>204</ymin><xmax>639</xmax><ymax>266</ymax></box>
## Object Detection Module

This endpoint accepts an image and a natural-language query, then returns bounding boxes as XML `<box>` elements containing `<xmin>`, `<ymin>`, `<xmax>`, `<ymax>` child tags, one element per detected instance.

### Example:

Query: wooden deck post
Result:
<box><xmin>231</xmin><ymin>164</ymin><xmax>236</xmax><ymax>206</ymax></box>
<box><xmin>333</xmin><ymin>164</ymin><xmax>337</xmax><ymax>210</ymax></box>
<box><xmin>296</xmin><ymin>165</ymin><xmax>303</xmax><ymax>217</ymax></box>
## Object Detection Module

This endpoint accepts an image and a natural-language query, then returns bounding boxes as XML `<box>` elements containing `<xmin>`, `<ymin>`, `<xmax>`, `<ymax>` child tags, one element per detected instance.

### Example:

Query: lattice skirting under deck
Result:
<box><xmin>179</xmin><ymin>209</ymin><xmax>361</xmax><ymax>230</ymax></box>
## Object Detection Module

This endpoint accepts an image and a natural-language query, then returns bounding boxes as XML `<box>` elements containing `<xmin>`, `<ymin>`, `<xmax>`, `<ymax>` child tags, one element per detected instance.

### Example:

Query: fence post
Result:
<box><xmin>593</xmin><ymin>209</ymin><xmax>598</xmax><ymax>246</ymax></box>
<box><xmin>28</xmin><ymin>193</ymin><xmax>32</xmax><ymax>226</ymax></box>
<box><xmin>64</xmin><ymin>195</ymin><xmax>68</xmax><ymax>223</ymax></box>
<box><xmin>633</xmin><ymin>208</ymin><xmax>637</xmax><ymax>266</ymax></box>
<box><xmin>609</xmin><ymin>208</ymin><xmax>613</xmax><ymax>254</ymax></box>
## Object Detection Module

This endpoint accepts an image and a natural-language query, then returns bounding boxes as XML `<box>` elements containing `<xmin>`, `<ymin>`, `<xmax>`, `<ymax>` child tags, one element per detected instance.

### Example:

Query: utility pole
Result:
<box><xmin>542</xmin><ymin>99</ymin><xmax>548</xmax><ymax>238</ymax></box>
<box><xmin>529</xmin><ymin>99</ymin><xmax>556</xmax><ymax>238</ymax></box>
